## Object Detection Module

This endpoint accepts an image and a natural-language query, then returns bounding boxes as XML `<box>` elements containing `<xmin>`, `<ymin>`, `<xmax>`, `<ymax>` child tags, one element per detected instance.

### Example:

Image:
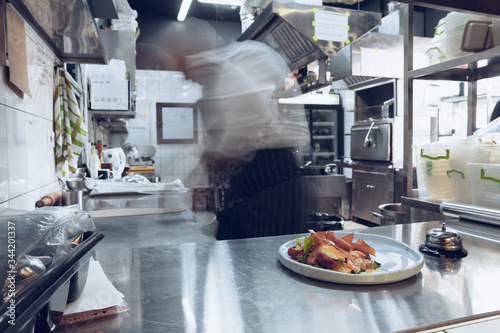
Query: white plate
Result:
<box><xmin>278</xmin><ymin>231</ymin><xmax>424</xmax><ymax>285</ymax></box>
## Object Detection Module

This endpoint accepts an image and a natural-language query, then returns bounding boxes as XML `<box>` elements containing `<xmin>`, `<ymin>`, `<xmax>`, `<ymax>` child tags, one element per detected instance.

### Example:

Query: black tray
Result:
<box><xmin>0</xmin><ymin>231</ymin><xmax>104</xmax><ymax>333</ymax></box>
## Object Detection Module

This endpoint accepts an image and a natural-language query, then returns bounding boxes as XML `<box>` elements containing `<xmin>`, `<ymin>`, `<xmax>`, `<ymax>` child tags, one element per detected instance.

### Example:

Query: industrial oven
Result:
<box><xmin>350</xmin><ymin>80</ymin><xmax>397</xmax><ymax>225</ymax></box>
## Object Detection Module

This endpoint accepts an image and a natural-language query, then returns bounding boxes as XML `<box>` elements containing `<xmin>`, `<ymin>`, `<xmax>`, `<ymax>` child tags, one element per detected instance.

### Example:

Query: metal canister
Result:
<box><xmin>61</xmin><ymin>190</ymin><xmax>83</xmax><ymax>210</ymax></box>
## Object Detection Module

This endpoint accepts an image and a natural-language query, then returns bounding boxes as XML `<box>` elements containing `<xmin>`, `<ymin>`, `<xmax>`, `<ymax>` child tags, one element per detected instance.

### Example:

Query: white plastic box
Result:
<box><xmin>468</xmin><ymin>162</ymin><xmax>500</xmax><ymax>209</ymax></box>
<box><xmin>442</xmin><ymin>12</ymin><xmax>491</xmax><ymax>58</ymax></box>
<box><xmin>447</xmin><ymin>145</ymin><xmax>494</xmax><ymax>203</ymax></box>
<box><xmin>89</xmin><ymin>79</ymin><xmax>129</xmax><ymax>110</ymax></box>
<box><xmin>414</xmin><ymin>142</ymin><xmax>455</xmax><ymax>201</ymax></box>
<box><xmin>414</xmin><ymin>142</ymin><xmax>495</xmax><ymax>203</ymax></box>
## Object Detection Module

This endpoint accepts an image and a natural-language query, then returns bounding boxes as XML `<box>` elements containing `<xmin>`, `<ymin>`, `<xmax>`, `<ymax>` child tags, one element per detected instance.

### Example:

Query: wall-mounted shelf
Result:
<box><xmin>410</xmin><ymin>45</ymin><xmax>500</xmax><ymax>81</ymax></box>
<box><xmin>96</xmin><ymin>119</ymin><xmax>128</xmax><ymax>134</ymax></box>
<box><xmin>441</xmin><ymin>93</ymin><xmax>500</xmax><ymax>103</ymax></box>
<box><xmin>88</xmin><ymin>110</ymin><xmax>135</xmax><ymax>119</ymax></box>
<box><xmin>9</xmin><ymin>0</ymin><xmax>117</xmax><ymax>64</ymax></box>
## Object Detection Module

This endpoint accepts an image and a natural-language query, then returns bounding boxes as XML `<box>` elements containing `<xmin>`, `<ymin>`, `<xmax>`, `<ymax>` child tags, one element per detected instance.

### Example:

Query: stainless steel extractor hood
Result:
<box><xmin>238</xmin><ymin>2</ymin><xmax>381</xmax><ymax>72</ymax></box>
<box><xmin>8</xmin><ymin>0</ymin><xmax>118</xmax><ymax>64</ymax></box>
<box><xmin>329</xmin><ymin>32</ymin><xmax>404</xmax><ymax>90</ymax></box>
<box><xmin>237</xmin><ymin>2</ymin><xmax>380</xmax><ymax>95</ymax></box>
<box><xmin>328</xmin><ymin>33</ymin><xmax>433</xmax><ymax>90</ymax></box>
<box><xmin>327</xmin><ymin>7</ymin><xmax>437</xmax><ymax>90</ymax></box>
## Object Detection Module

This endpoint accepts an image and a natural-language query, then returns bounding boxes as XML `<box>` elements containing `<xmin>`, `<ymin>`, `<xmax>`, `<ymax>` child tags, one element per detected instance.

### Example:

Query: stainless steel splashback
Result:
<box><xmin>238</xmin><ymin>2</ymin><xmax>381</xmax><ymax>72</ymax></box>
<box><xmin>9</xmin><ymin>0</ymin><xmax>117</xmax><ymax>64</ymax></box>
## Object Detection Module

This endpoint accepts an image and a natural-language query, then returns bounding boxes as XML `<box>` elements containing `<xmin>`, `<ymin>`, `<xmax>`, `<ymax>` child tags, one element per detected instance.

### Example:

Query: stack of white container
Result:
<box><xmin>424</xmin><ymin>12</ymin><xmax>499</xmax><ymax>65</ymax></box>
<box><xmin>414</xmin><ymin>118</ymin><xmax>500</xmax><ymax>209</ymax></box>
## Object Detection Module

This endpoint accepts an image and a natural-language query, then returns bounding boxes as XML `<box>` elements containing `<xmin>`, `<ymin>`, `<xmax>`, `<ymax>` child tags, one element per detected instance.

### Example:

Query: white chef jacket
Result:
<box><xmin>184</xmin><ymin>40</ymin><xmax>310</xmax><ymax>161</ymax></box>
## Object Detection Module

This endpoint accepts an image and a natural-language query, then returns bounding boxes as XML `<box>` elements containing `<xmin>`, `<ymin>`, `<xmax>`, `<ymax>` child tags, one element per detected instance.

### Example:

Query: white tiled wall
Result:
<box><xmin>129</xmin><ymin>70</ymin><xmax>208</xmax><ymax>207</ymax></box>
<box><xmin>0</xmin><ymin>23</ymin><xmax>60</xmax><ymax>210</ymax></box>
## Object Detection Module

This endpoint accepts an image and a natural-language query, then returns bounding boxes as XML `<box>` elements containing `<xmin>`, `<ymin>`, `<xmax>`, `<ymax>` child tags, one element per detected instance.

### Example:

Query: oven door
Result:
<box><xmin>351</xmin><ymin>122</ymin><xmax>391</xmax><ymax>162</ymax></box>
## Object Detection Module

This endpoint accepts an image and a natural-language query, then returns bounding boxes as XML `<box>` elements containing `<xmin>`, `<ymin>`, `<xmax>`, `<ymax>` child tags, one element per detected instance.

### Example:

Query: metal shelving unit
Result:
<box><xmin>398</xmin><ymin>1</ymin><xmax>500</xmax><ymax>202</ymax></box>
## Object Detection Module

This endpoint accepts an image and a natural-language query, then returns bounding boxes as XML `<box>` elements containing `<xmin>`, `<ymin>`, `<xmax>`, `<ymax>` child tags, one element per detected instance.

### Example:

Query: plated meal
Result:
<box><xmin>287</xmin><ymin>230</ymin><xmax>381</xmax><ymax>274</ymax></box>
<box><xmin>278</xmin><ymin>230</ymin><xmax>424</xmax><ymax>285</ymax></box>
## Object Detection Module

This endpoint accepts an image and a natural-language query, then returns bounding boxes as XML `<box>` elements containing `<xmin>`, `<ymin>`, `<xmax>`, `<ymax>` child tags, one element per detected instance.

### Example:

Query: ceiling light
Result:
<box><xmin>178</xmin><ymin>0</ymin><xmax>193</xmax><ymax>21</ymax></box>
<box><xmin>198</xmin><ymin>0</ymin><xmax>243</xmax><ymax>6</ymax></box>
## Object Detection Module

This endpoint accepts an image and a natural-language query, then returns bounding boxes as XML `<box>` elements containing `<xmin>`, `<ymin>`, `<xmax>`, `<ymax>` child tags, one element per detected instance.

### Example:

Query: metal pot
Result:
<box><xmin>371</xmin><ymin>203</ymin><xmax>407</xmax><ymax>225</ymax></box>
<box><xmin>66</xmin><ymin>178</ymin><xmax>96</xmax><ymax>192</ymax></box>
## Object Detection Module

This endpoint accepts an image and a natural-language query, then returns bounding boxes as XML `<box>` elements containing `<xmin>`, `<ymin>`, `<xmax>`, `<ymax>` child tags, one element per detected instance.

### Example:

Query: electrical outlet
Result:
<box><xmin>47</xmin><ymin>131</ymin><xmax>55</xmax><ymax>148</ymax></box>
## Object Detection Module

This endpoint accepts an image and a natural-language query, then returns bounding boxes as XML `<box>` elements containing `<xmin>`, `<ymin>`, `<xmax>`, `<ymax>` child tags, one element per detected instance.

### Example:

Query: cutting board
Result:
<box><xmin>88</xmin><ymin>207</ymin><xmax>185</xmax><ymax>218</ymax></box>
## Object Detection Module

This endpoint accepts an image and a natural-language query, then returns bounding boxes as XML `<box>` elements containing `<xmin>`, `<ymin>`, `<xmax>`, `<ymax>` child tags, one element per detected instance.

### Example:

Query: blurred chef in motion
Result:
<box><xmin>166</xmin><ymin>18</ymin><xmax>318</xmax><ymax>240</ymax></box>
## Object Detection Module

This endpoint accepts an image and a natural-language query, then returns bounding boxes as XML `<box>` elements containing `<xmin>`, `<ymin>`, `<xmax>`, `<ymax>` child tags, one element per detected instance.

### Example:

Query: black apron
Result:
<box><xmin>216</xmin><ymin>148</ymin><xmax>318</xmax><ymax>240</ymax></box>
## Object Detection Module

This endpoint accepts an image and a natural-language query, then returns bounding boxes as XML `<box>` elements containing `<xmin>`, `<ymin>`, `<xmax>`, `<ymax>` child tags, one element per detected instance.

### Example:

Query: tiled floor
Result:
<box><xmin>194</xmin><ymin>210</ymin><xmax>369</xmax><ymax>238</ymax></box>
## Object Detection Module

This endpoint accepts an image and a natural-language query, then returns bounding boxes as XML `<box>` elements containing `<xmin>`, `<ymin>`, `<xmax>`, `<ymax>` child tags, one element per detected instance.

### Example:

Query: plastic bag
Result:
<box><xmin>0</xmin><ymin>206</ymin><xmax>95</xmax><ymax>301</ymax></box>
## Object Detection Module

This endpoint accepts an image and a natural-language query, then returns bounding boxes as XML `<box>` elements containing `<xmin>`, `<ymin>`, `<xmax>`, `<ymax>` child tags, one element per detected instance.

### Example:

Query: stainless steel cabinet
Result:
<box><xmin>352</xmin><ymin>168</ymin><xmax>394</xmax><ymax>225</ymax></box>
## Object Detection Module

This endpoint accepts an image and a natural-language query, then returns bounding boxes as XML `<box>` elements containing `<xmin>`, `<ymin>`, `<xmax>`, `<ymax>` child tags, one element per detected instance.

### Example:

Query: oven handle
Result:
<box><xmin>364</xmin><ymin>121</ymin><xmax>375</xmax><ymax>147</ymax></box>
<box><xmin>352</xmin><ymin>125</ymin><xmax>380</xmax><ymax>132</ymax></box>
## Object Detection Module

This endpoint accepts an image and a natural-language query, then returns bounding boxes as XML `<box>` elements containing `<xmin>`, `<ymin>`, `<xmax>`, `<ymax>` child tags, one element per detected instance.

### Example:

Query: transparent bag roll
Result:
<box><xmin>0</xmin><ymin>206</ymin><xmax>95</xmax><ymax>301</ymax></box>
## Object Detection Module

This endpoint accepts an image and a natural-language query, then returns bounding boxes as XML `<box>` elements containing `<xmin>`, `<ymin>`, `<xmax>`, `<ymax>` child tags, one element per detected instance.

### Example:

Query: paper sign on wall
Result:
<box><xmin>6</xmin><ymin>5</ymin><xmax>31</xmax><ymax>98</ymax></box>
<box><xmin>162</xmin><ymin>107</ymin><xmax>195</xmax><ymax>140</ymax></box>
<box><xmin>314</xmin><ymin>10</ymin><xmax>348</xmax><ymax>42</ymax></box>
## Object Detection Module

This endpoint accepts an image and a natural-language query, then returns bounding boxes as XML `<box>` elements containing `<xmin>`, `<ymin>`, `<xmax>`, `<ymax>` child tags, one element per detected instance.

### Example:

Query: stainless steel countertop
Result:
<box><xmin>55</xmin><ymin>218</ymin><xmax>500</xmax><ymax>333</ymax></box>
<box><xmin>82</xmin><ymin>193</ymin><xmax>217</xmax><ymax>249</ymax></box>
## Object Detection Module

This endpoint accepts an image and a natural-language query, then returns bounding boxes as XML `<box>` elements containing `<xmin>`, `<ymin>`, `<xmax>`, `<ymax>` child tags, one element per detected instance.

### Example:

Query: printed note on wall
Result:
<box><xmin>6</xmin><ymin>5</ymin><xmax>32</xmax><ymax>98</ymax></box>
<box><xmin>162</xmin><ymin>107</ymin><xmax>195</xmax><ymax>140</ymax></box>
<box><xmin>314</xmin><ymin>10</ymin><xmax>348</xmax><ymax>42</ymax></box>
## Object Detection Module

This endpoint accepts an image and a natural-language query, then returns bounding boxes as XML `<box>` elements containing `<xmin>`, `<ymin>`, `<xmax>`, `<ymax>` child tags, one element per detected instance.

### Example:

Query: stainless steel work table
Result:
<box><xmin>83</xmin><ymin>193</ymin><xmax>217</xmax><ymax>249</ymax></box>
<box><xmin>55</xmin><ymin>217</ymin><xmax>500</xmax><ymax>333</ymax></box>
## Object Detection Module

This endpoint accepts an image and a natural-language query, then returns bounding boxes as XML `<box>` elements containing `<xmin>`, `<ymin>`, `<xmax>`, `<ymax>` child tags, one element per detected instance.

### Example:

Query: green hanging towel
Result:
<box><xmin>54</xmin><ymin>67</ymin><xmax>88</xmax><ymax>181</ymax></box>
